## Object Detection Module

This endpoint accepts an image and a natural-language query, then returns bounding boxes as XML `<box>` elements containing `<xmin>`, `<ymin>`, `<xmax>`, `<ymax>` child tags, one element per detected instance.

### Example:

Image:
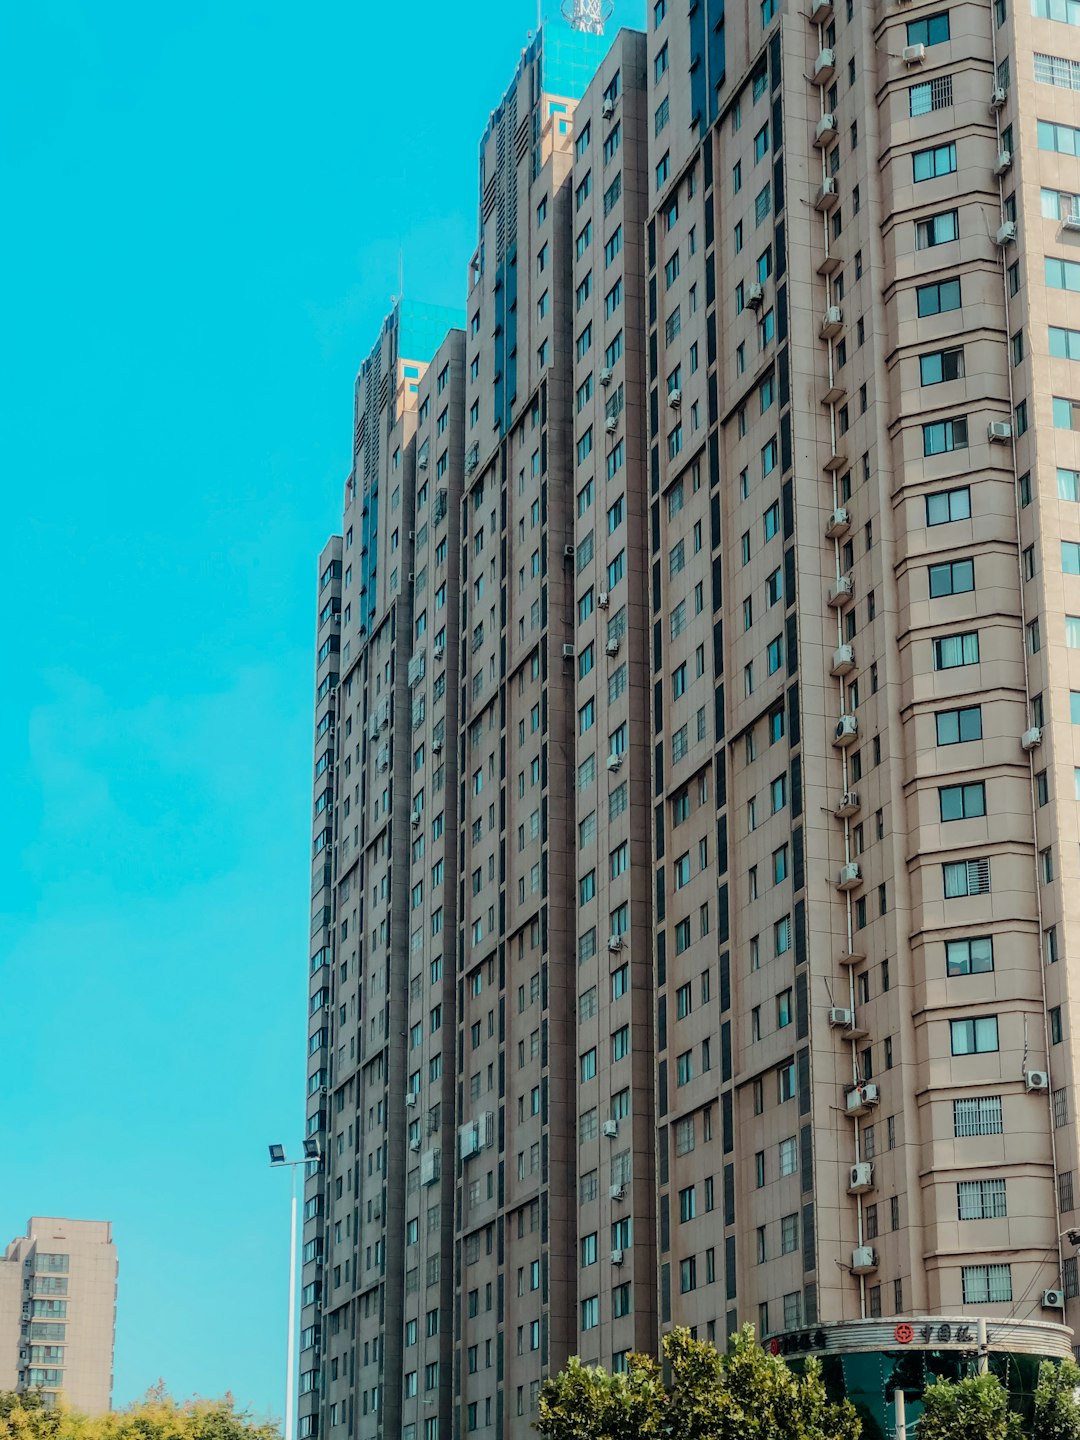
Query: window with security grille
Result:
<box><xmin>1055</xmin><ymin>1087</ymin><xmax>1070</xmax><ymax>1127</ymax></box>
<box><xmin>955</xmin><ymin>1095</ymin><xmax>1004</xmax><ymax>1136</ymax></box>
<box><xmin>910</xmin><ymin>75</ymin><xmax>953</xmax><ymax>115</ymax></box>
<box><xmin>1036</xmin><ymin>52</ymin><xmax>1080</xmax><ymax>88</ymax></box>
<box><xmin>958</xmin><ymin>1178</ymin><xmax>1007</xmax><ymax>1219</ymax></box>
<box><xmin>1060</xmin><ymin>1170</ymin><xmax>1075</xmax><ymax>1212</ymax></box>
<box><xmin>962</xmin><ymin>1263</ymin><xmax>1012</xmax><ymax>1303</ymax></box>
<box><xmin>943</xmin><ymin>858</ymin><xmax>991</xmax><ymax>897</ymax></box>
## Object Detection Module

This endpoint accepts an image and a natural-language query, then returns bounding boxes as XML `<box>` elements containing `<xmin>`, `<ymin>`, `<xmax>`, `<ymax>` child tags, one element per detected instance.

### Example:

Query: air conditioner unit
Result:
<box><xmin>607</xmin><ymin>935</ymin><xmax>624</xmax><ymax>952</ymax></box>
<box><xmin>829</xmin><ymin>1006</ymin><xmax>854</xmax><ymax>1029</ymax></box>
<box><xmin>606</xmin><ymin>637</ymin><xmax>620</xmax><ymax>656</ymax></box>
<box><xmin>825</xmin><ymin>506</ymin><xmax>850</xmax><ymax>538</ymax></box>
<box><xmin>563</xmin><ymin>544</ymin><xmax>575</xmax><ymax>560</ymax></box>
<box><xmin>432</xmin><ymin>739</ymin><xmax>443</xmax><ymax>755</ymax></box>
<box><xmin>602</xmin><ymin>98</ymin><xmax>615</xmax><ymax>119</ymax></box>
<box><xmin>609</xmin><ymin>1183</ymin><xmax>626</xmax><ymax>1200</ymax></box>
<box><xmin>410</xmin><ymin>1138</ymin><xmax>422</xmax><ymax>1152</ymax></box>
<box><xmin>832</xmin><ymin>644</ymin><xmax>856</xmax><ymax>676</ymax></box>
<box><xmin>846</xmin><ymin>1082</ymin><xmax>880</xmax><ymax>1115</ymax></box>
<box><xmin>434</xmin><ymin>643</ymin><xmax>445</xmax><ymax>660</ymax></box>
<box><xmin>808</xmin><ymin>0</ymin><xmax>833</xmax><ymax>19</ymax></box>
<box><xmin>815</xmin><ymin>177</ymin><xmax>839</xmax><ymax>211</ymax></box>
<box><xmin>605</xmin><ymin>415</ymin><xmax>619</xmax><ymax>434</ymax></box>
<box><xmin>989</xmin><ymin>86</ymin><xmax>1008</xmax><ymax>111</ymax></box>
<box><xmin>1065</xmin><ymin>214</ymin><xmax>1080</xmax><ymax>231</ymax></box>
<box><xmin>405</xmin><ymin>1092</ymin><xmax>417</xmax><ymax>1107</ymax></box>
<box><xmin>835</xmin><ymin>790</ymin><xmax>860</xmax><ymax>818</ymax></box>
<box><xmin>849</xmin><ymin>1162</ymin><xmax>874</xmax><ymax>1195</ymax></box>
<box><xmin>597</xmin><ymin>592</ymin><xmax>610</xmax><ymax>609</ymax></box>
<box><xmin>1025</xmin><ymin>1069</ymin><xmax>1050</xmax><ymax>1092</ymax></box>
<box><xmin>828</xmin><ymin>575</ymin><xmax>854</xmax><ymax>607</ymax></box>
<box><xmin>599</xmin><ymin>367</ymin><xmax>613</xmax><ymax>386</ymax></box>
<box><xmin>602</xmin><ymin>1119</ymin><xmax>619</xmax><ymax>1138</ymax></box>
<box><xmin>814</xmin><ymin>113</ymin><xmax>837</xmax><ymax>147</ymax></box>
<box><xmin>368</xmin><ymin>715</ymin><xmax>380</xmax><ymax>740</ymax></box>
<box><xmin>411</xmin><ymin>811</ymin><xmax>422</xmax><ymax>828</ymax></box>
<box><xmin>562</xmin><ymin>643</ymin><xmax>576</xmax><ymax>659</ymax></box>
<box><xmin>610</xmin><ymin>1247</ymin><xmax>625</xmax><ymax>1266</ymax></box>
<box><xmin>1022</xmin><ymin>726</ymin><xmax>1043</xmax><ymax>752</ymax></box>
<box><xmin>836</xmin><ymin>861</ymin><xmax>863</xmax><ymax>891</ymax></box>
<box><xmin>994</xmin><ymin>149</ymin><xmax>1013</xmax><ymax>177</ymax></box>
<box><xmin>747</xmin><ymin>282</ymin><xmax>764</xmax><ymax>310</ymax></box>
<box><xmin>851</xmin><ymin>1246</ymin><xmax>878</xmax><ymax>1275</ymax></box>
<box><xmin>996</xmin><ymin>221</ymin><xmax>1017</xmax><ymax>247</ymax></box>
<box><xmin>988</xmin><ymin>420</ymin><xmax>1013</xmax><ymax>442</ymax></box>
<box><xmin>902</xmin><ymin>42</ymin><xmax>926</xmax><ymax>64</ymax></box>
<box><xmin>1043</xmin><ymin>1289</ymin><xmax>1065</xmax><ymax>1309</ymax></box>
<box><xmin>668</xmin><ymin>388</ymin><xmax>683</xmax><ymax>407</ymax></box>
<box><xmin>820</xmin><ymin>306</ymin><xmax>844</xmax><ymax>339</ymax></box>
<box><xmin>813</xmin><ymin>48</ymin><xmax>836</xmax><ymax>84</ymax></box>
<box><xmin>606</xmin><ymin>754</ymin><xmax>623</xmax><ymax>772</ymax></box>
<box><xmin>834</xmin><ymin>713</ymin><xmax>858</xmax><ymax>745</ymax></box>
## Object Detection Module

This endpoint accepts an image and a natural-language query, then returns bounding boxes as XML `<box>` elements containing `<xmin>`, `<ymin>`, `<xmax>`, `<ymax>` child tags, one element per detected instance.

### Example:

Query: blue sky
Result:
<box><xmin>0</xmin><ymin>0</ymin><xmax>645</xmax><ymax>1423</ymax></box>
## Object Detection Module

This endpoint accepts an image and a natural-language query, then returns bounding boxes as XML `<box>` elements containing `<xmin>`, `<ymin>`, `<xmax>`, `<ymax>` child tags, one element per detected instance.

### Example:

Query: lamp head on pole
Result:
<box><xmin>302</xmin><ymin>1136</ymin><xmax>322</xmax><ymax>1161</ymax></box>
<box><xmin>268</xmin><ymin>1143</ymin><xmax>286</xmax><ymax>1165</ymax></box>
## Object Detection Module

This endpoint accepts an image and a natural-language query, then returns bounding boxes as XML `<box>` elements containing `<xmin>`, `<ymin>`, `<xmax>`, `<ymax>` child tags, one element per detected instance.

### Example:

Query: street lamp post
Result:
<box><xmin>269</xmin><ymin>1139</ymin><xmax>321</xmax><ymax>1440</ymax></box>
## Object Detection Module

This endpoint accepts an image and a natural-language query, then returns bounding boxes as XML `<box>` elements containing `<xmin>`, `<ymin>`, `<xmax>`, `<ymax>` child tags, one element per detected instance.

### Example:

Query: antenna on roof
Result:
<box><xmin>560</xmin><ymin>0</ymin><xmax>614</xmax><ymax>34</ymax></box>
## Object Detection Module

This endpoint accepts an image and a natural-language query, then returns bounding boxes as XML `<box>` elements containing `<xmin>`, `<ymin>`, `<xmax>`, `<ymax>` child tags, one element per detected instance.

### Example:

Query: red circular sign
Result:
<box><xmin>895</xmin><ymin>1323</ymin><xmax>914</xmax><ymax>1345</ymax></box>
<box><xmin>770</xmin><ymin>1338</ymin><xmax>781</xmax><ymax>1355</ymax></box>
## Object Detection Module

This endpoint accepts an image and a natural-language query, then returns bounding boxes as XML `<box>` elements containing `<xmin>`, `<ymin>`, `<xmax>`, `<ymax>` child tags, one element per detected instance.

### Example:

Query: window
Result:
<box><xmin>936</xmin><ymin>705</ymin><xmax>982</xmax><ymax>744</ymax></box>
<box><xmin>1039</xmin><ymin>119</ymin><xmax>1080</xmax><ymax>154</ymax></box>
<box><xmin>943</xmin><ymin>858</ymin><xmax>991</xmax><ymax>897</ymax></box>
<box><xmin>955</xmin><ymin>1095</ymin><xmax>1003</xmax><ymax>1137</ymax></box>
<box><xmin>923</xmin><ymin>416</ymin><xmax>968</xmax><ymax>455</ymax></box>
<box><xmin>934</xmin><ymin>632</ymin><xmax>979</xmax><ymax>669</ymax></box>
<box><xmin>940</xmin><ymin>781</ymin><xmax>986</xmax><ymax>821</ymax></box>
<box><xmin>947</xmin><ymin>936</ymin><xmax>994</xmax><ymax>975</ymax></box>
<box><xmin>1047</xmin><ymin>257</ymin><xmax>1080</xmax><ymax>292</ymax></box>
<box><xmin>925</xmin><ymin>486</ymin><xmax>970</xmax><ymax>524</ymax></box>
<box><xmin>1051</xmin><ymin>326</ymin><xmax>1080</xmax><ymax>360</ymax></box>
<box><xmin>1033</xmin><ymin>0</ymin><xmax>1080</xmax><ymax>21</ymax></box>
<box><xmin>910</xmin><ymin>75</ymin><xmax>953</xmax><ymax>116</ymax></box>
<box><xmin>917</xmin><ymin>278</ymin><xmax>961</xmax><ymax>316</ymax></box>
<box><xmin>951</xmin><ymin>1016</ymin><xmax>999</xmax><ymax>1054</ymax></box>
<box><xmin>929</xmin><ymin>559</ymin><xmax>974</xmax><ymax>596</ymax></box>
<box><xmin>907</xmin><ymin>11</ymin><xmax>951</xmax><ymax>44</ymax></box>
<box><xmin>962</xmin><ymin>1264</ymin><xmax>1012</xmax><ymax>1304</ymax></box>
<box><xmin>916</xmin><ymin>210</ymin><xmax>960</xmax><ymax>250</ymax></box>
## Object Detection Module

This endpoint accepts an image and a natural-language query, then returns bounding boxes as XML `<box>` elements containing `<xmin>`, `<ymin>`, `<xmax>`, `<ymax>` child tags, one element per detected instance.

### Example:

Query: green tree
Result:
<box><xmin>1033</xmin><ymin>1358</ymin><xmax>1080</xmax><ymax>1440</ymax></box>
<box><xmin>916</xmin><ymin>1373</ymin><xmax>1021</xmax><ymax>1440</ymax></box>
<box><xmin>537</xmin><ymin>1324</ymin><xmax>861</xmax><ymax>1440</ymax></box>
<box><xmin>0</xmin><ymin>1391</ymin><xmax>280</xmax><ymax>1440</ymax></box>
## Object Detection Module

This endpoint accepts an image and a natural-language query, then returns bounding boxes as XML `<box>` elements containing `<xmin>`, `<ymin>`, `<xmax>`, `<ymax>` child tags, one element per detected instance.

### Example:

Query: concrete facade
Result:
<box><xmin>0</xmin><ymin>1217</ymin><xmax>117</xmax><ymax>1414</ymax></box>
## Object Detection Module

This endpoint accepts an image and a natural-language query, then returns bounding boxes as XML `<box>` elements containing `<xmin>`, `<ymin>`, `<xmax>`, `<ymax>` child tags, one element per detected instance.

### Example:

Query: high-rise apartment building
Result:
<box><xmin>644</xmin><ymin>0</ymin><xmax>1078</xmax><ymax>1393</ymax></box>
<box><xmin>305</xmin><ymin>2</ymin><xmax>1080</xmax><ymax>1436</ymax></box>
<box><xmin>0</xmin><ymin>1217</ymin><xmax>117</xmax><ymax>1413</ymax></box>
<box><xmin>305</xmin><ymin>299</ymin><xmax>465</xmax><ymax>1440</ymax></box>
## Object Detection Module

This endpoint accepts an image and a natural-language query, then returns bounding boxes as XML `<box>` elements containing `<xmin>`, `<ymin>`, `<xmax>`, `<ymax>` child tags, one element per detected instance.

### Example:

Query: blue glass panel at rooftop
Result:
<box><xmin>540</xmin><ymin>19</ymin><xmax>615</xmax><ymax>101</ymax></box>
<box><xmin>397</xmin><ymin>299</ymin><xmax>466</xmax><ymax>367</ymax></box>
